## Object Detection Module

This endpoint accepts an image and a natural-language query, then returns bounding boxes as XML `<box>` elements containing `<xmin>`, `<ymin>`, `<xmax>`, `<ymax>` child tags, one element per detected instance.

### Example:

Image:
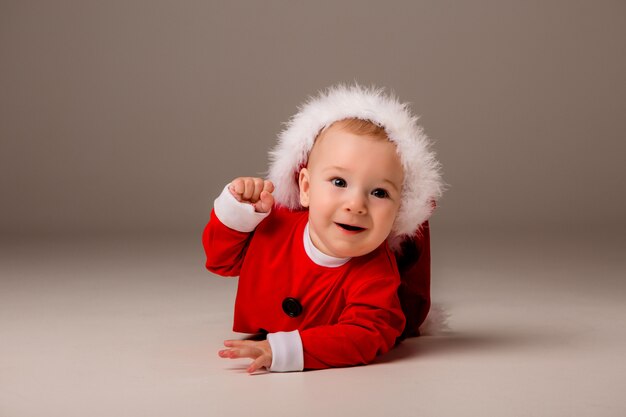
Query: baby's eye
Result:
<box><xmin>331</xmin><ymin>178</ymin><xmax>347</xmax><ymax>188</ymax></box>
<box><xmin>371</xmin><ymin>188</ymin><xmax>389</xmax><ymax>199</ymax></box>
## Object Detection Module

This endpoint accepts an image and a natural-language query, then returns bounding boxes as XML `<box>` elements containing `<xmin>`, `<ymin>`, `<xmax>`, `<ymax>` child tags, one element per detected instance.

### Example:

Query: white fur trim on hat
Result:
<box><xmin>267</xmin><ymin>83</ymin><xmax>444</xmax><ymax>241</ymax></box>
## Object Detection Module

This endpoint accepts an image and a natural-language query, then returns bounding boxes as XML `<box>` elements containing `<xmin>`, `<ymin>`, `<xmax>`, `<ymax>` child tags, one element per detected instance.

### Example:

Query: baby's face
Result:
<box><xmin>298</xmin><ymin>123</ymin><xmax>403</xmax><ymax>258</ymax></box>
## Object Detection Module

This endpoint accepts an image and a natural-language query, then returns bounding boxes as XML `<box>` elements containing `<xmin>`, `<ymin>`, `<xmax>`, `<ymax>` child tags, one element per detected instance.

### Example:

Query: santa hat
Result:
<box><xmin>268</xmin><ymin>83</ymin><xmax>444</xmax><ymax>243</ymax></box>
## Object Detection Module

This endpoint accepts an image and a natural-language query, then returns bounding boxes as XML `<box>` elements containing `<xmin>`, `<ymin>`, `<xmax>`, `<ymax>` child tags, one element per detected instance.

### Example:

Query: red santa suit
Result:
<box><xmin>203</xmin><ymin>185</ymin><xmax>406</xmax><ymax>371</ymax></box>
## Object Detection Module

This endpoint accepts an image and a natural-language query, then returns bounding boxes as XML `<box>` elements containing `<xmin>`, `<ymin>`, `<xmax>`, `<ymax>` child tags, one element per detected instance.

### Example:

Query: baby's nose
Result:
<box><xmin>343</xmin><ymin>194</ymin><xmax>367</xmax><ymax>214</ymax></box>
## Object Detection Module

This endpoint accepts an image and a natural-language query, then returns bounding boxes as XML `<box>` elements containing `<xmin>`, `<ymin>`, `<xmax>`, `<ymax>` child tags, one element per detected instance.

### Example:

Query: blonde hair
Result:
<box><xmin>319</xmin><ymin>118</ymin><xmax>389</xmax><ymax>142</ymax></box>
<box><xmin>308</xmin><ymin>118</ymin><xmax>393</xmax><ymax>169</ymax></box>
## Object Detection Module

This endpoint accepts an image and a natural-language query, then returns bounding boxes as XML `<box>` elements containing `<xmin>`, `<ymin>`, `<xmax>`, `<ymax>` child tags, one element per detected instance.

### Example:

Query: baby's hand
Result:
<box><xmin>229</xmin><ymin>177</ymin><xmax>275</xmax><ymax>213</ymax></box>
<box><xmin>218</xmin><ymin>339</ymin><xmax>273</xmax><ymax>374</ymax></box>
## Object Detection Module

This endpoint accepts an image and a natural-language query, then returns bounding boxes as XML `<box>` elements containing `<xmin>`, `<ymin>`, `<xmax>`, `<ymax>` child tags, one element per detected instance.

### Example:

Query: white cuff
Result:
<box><xmin>267</xmin><ymin>330</ymin><xmax>304</xmax><ymax>372</ymax></box>
<box><xmin>213</xmin><ymin>184</ymin><xmax>270</xmax><ymax>233</ymax></box>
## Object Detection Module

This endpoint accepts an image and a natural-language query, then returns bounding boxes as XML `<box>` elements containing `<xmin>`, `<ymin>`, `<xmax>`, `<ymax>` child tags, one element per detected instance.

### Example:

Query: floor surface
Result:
<box><xmin>1</xmin><ymin>231</ymin><xmax>625</xmax><ymax>416</ymax></box>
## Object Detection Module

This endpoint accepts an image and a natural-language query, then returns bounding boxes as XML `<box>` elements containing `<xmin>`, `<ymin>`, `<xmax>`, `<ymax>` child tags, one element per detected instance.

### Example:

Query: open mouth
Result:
<box><xmin>336</xmin><ymin>223</ymin><xmax>366</xmax><ymax>233</ymax></box>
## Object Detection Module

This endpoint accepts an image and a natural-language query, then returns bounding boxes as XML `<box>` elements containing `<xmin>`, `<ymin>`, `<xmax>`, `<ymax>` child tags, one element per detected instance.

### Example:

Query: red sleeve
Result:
<box><xmin>299</xmin><ymin>276</ymin><xmax>405</xmax><ymax>369</ymax></box>
<box><xmin>395</xmin><ymin>220</ymin><xmax>432</xmax><ymax>339</ymax></box>
<box><xmin>202</xmin><ymin>209</ymin><xmax>253</xmax><ymax>277</ymax></box>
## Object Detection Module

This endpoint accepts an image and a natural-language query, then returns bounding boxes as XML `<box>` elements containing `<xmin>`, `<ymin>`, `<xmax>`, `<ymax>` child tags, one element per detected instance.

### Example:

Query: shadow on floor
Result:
<box><xmin>375</xmin><ymin>326</ymin><xmax>582</xmax><ymax>365</ymax></box>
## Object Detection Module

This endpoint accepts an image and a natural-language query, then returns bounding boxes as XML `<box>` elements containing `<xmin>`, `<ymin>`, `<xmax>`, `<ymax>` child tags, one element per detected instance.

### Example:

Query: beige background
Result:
<box><xmin>2</xmin><ymin>0</ymin><xmax>625</xmax><ymax>237</ymax></box>
<box><xmin>2</xmin><ymin>2</ymin><xmax>626</xmax><ymax>416</ymax></box>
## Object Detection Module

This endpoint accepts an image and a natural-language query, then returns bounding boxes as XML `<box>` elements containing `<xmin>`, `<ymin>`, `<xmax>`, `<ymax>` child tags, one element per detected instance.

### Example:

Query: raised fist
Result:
<box><xmin>229</xmin><ymin>177</ymin><xmax>275</xmax><ymax>213</ymax></box>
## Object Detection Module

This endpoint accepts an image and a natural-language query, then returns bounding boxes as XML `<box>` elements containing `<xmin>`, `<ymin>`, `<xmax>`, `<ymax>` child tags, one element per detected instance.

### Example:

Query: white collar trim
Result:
<box><xmin>303</xmin><ymin>222</ymin><xmax>351</xmax><ymax>267</ymax></box>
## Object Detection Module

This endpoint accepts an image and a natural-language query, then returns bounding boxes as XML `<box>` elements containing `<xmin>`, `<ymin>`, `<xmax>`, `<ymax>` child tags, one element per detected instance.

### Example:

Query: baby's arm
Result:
<box><xmin>299</xmin><ymin>276</ymin><xmax>405</xmax><ymax>369</ymax></box>
<box><xmin>202</xmin><ymin>177</ymin><xmax>274</xmax><ymax>276</ymax></box>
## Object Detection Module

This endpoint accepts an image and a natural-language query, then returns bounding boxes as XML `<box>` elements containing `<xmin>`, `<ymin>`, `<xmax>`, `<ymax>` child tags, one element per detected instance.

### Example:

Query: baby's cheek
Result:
<box><xmin>382</xmin><ymin>206</ymin><xmax>400</xmax><ymax>233</ymax></box>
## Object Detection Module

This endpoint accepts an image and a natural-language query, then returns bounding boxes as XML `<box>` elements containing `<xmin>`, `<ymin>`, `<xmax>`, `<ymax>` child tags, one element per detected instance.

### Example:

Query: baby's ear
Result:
<box><xmin>298</xmin><ymin>168</ymin><xmax>310</xmax><ymax>207</ymax></box>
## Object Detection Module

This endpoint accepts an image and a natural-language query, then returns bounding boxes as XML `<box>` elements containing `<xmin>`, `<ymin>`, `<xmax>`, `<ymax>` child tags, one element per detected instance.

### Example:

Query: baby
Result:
<box><xmin>203</xmin><ymin>84</ymin><xmax>443</xmax><ymax>373</ymax></box>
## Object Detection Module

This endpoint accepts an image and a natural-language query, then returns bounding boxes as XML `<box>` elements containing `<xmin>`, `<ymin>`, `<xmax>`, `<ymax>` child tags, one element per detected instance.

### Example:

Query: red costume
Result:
<box><xmin>203</xmin><ymin>200</ymin><xmax>406</xmax><ymax>370</ymax></box>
